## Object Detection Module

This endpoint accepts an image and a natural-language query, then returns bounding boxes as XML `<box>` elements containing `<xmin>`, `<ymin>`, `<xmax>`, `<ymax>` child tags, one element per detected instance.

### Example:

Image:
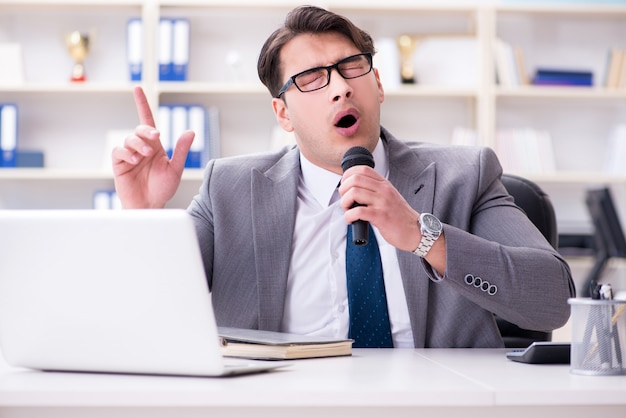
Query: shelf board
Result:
<box><xmin>155</xmin><ymin>82</ymin><xmax>480</xmax><ymax>98</ymax></box>
<box><xmin>495</xmin><ymin>3</ymin><xmax>626</xmax><ymax>17</ymax></box>
<box><xmin>495</xmin><ymin>86</ymin><xmax>626</xmax><ymax>100</ymax></box>
<box><xmin>2</xmin><ymin>168</ymin><xmax>624</xmax><ymax>186</ymax></box>
<box><xmin>518</xmin><ymin>171</ymin><xmax>626</xmax><ymax>185</ymax></box>
<box><xmin>0</xmin><ymin>83</ymin><xmax>135</xmax><ymax>94</ymax></box>
<box><xmin>0</xmin><ymin>168</ymin><xmax>205</xmax><ymax>182</ymax></box>
<box><xmin>386</xmin><ymin>85</ymin><xmax>480</xmax><ymax>98</ymax></box>
<box><xmin>0</xmin><ymin>0</ymin><xmax>143</xmax><ymax>7</ymax></box>
<box><xmin>157</xmin><ymin>82</ymin><xmax>268</xmax><ymax>95</ymax></box>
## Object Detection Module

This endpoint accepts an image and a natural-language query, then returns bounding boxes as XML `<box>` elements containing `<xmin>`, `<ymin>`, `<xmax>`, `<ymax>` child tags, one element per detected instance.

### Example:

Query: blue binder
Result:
<box><xmin>0</xmin><ymin>104</ymin><xmax>18</xmax><ymax>168</ymax></box>
<box><xmin>127</xmin><ymin>18</ymin><xmax>143</xmax><ymax>82</ymax></box>
<box><xmin>172</xmin><ymin>18</ymin><xmax>190</xmax><ymax>81</ymax></box>
<box><xmin>158</xmin><ymin>18</ymin><xmax>173</xmax><ymax>81</ymax></box>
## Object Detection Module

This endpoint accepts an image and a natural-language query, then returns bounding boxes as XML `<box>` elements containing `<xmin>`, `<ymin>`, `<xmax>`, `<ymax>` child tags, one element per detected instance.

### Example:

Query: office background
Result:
<box><xmin>1</xmin><ymin>0</ymin><xmax>626</xmax><ymax>317</ymax></box>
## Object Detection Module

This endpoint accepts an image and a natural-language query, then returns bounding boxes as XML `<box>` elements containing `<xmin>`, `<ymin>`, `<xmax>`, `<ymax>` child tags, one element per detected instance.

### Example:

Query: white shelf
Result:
<box><xmin>495</xmin><ymin>86</ymin><xmax>626</xmax><ymax>99</ymax></box>
<box><xmin>0</xmin><ymin>168</ymin><xmax>204</xmax><ymax>181</ymax></box>
<box><xmin>0</xmin><ymin>83</ymin><xmax>135</xmax><ymax>94</ymax></box>
<box><xmin>1</xmin><ymin>0</ymin><xmax>625</xmax><ymax>232</ymax></box>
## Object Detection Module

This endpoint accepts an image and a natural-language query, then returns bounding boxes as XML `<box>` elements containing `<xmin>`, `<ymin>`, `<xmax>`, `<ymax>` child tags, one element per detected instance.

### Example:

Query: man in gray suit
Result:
<box><xmin>112</xmin><ymin>6</ymin><xmax>575</xmax><ymax>348</ymax></box>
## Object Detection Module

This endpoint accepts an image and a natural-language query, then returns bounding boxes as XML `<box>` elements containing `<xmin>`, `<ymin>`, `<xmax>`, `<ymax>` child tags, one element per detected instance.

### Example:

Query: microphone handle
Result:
<box><xmin>351</xmin><ymin>219</ymin><xmax>369</xmax><ymax>246</ymax></box>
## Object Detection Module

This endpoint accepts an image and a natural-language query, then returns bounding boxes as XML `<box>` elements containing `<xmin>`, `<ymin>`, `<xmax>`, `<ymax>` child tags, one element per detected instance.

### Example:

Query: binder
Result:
<box><xmin>157</xmin><ymin>105</ymin><xmax>173</xmax><ymax>157</ymax></box>
<box><xmin>0</xmin><ymin>104</ymin><xmax>18</xmax><ymax>168</ymax></box>
<box><xmin>160</xmin><ymin>104</ymin><xmax>212</xmax><ymax>167</ymax></box>
<box><xmin>127</xmin><ymin>18</ymin><xmax>143</xmax><ymax>82</ymax></box>
<box><xmin>186</xmin><ymin>105</ymin><xmax>205</xmax><ymax>168</ymax></box>
<box><xmin>93</xmin><ymin>190</ymin><xmax>113</xmax><ymax>210</ymax></box>
<box><xmin>170</xmin><ymin>105</ymin><xmax>188</xmax><ymax>160</ymax></box>
<box><xmin>205</xmin><ymin>106</ymin><xmax>221</xmax><ymax>162</ymax></box>
<box><xmin>93</xmin><ymin>190</ymin><xmax>122</xmax><ymax>210</ymax></box>
<box><xmin>158</xmin><ymin>18</ymin><xmax>173</xmax><ymax>81</ymax></box>
<box><xmin>172</xmin><ymin>18</ymin><xmax>190</xmax><ymax>81</ymax></box>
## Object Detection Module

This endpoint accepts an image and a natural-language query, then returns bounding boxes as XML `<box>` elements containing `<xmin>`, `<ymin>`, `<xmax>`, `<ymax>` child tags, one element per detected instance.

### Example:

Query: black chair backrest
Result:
<box><xmin>497</xmin><ymin>173</ymin><xmax>558</xmax><ymax>348</ymax></box>
<box><xmin>501</xmin><ymin>173</ymin><xmax>558</xmax><ymax>249</ymax></box>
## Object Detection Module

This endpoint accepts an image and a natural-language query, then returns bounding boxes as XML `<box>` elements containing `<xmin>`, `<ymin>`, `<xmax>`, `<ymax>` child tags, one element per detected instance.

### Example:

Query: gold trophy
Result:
<box><xmin>397</xmin><ymin>34</ymin><xmax>418</xmax><ymax>84</ymax></box>
<box><xmin>65</xmin><ymin>31</ymin><xmax>90</xmax><ymax>82</ymax></box>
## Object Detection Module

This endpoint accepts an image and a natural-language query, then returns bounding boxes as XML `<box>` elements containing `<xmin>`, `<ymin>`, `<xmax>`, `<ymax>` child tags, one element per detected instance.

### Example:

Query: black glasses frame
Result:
<box><xmin>276</xmin><ymin>52</ymin><xmax>373</xmax><ymax>98</ymax></box>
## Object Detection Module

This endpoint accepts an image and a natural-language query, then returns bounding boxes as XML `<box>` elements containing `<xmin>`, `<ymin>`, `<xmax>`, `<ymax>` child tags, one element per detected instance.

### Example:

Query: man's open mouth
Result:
<box><xmin>336</xmin><ymin>114</ymin><xmax>357</xmax><ymax>128</ymax></box>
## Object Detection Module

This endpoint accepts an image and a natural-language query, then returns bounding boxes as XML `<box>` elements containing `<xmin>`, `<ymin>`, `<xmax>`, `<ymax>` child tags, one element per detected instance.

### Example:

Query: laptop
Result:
<box><xmin>0</xmin><ymin>209</ymin><xmax>288</xmax><ymax>377</ymax></box>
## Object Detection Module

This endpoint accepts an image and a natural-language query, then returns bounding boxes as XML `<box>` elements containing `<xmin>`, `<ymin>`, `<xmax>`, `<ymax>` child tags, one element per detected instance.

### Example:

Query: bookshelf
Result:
<box><xmin>1</xmin><ymin>0</ymin><xmax>626</xmax><ymax>234</ymax></box>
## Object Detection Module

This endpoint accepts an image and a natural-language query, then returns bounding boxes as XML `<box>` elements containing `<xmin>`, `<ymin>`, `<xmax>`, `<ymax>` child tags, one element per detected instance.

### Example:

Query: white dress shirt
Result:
<box><xmin>280</xmin><ymin>140</ymin><xmax>415</xmax><ymax>347</ymax></box>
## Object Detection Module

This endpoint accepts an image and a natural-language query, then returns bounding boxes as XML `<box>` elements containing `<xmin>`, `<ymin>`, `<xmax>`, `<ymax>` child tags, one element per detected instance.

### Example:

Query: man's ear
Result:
<box><xmin>272</xmin><ymin>98</ymin><xmax>294</xmax><ymax>132</ymax></box>
<box><xmin>373</xmin><ymin>68</ymin><xmax>385</xmax><ymax>104</ymax></box>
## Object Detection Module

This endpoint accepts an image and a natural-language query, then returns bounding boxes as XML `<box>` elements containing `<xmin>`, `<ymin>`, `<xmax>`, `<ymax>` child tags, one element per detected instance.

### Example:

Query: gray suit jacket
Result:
<box><xmin>188</xmin><ymin>127</ymin><xmax>575</xmax><ymax>348</ymax></box>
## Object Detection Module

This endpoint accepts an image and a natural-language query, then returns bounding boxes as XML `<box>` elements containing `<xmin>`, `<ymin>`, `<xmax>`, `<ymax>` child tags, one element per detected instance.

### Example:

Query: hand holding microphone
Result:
<box><xmin>341</xmin><ymin>146</ymin><xmax>374</xmax><ymax>246</ymax></box>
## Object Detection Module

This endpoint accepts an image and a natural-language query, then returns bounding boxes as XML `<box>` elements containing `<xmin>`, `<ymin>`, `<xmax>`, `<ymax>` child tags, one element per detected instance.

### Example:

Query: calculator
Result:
<box><xmin>506</xmin><ymin>342</ymin><xmax>571</xmax><ymax>364</ymax></box>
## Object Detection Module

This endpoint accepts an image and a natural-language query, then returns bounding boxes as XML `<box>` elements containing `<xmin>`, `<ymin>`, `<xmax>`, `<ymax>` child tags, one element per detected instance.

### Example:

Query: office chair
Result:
<box><xmin>497</xmin><ymin>173</ymin><xmax>558</xmax><ymax>348</ymax></box>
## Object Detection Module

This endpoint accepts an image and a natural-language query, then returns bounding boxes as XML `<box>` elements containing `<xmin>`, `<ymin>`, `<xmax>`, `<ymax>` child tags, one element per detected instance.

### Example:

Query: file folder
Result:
<box><xmin>0</xmin><ymin>104</ymin><xmax>18</xmax><ymax>168</ymax></box>
<box><xmin>157</xmin><ymin>105</ymin><xmax>173</xmax><ymax>157</ymax></box>
<box><xmin>170</xmin><ymin>105</ymin><xmax>187</xmax><ymax>160</ymax></box>
<box><xmin>172</xmin><ymin>18</ymin><xmax>190</xmax><ymax>81</ymax></box>
<box><xmin>127</xmin><ymin>18</ymin><xmax>143</xmax><ymax>82</ymax></box>
<box><xmin>158</xmin><ymin>18</ymin><xmax>173</xmax><ymax>81</ymax></box>
<box><xmin>186</xmin><ymin>105</ymin><xmax>205</xmax><ymax>168</ymax></box>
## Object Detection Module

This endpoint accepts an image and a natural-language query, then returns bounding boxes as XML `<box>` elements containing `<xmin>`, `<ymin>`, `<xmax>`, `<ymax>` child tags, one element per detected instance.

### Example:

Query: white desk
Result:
<box><xmin>0</xmin><ymin>349</ymin><xmax>625</xmax><ymax>418</ymax></box>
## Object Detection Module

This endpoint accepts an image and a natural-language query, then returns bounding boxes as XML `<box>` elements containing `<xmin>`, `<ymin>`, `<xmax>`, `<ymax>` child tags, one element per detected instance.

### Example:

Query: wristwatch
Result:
<box><xmin>413</xmin><ymin>213</ymin><xmax>443</xmax><ymax>258</ymax></box>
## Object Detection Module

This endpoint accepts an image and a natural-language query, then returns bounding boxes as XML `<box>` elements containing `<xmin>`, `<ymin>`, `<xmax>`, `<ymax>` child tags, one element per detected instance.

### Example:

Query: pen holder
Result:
<box><xmin>569</xmin><ymin>298</ymin><xmax>626</xmax><ymax>375</ymax></box>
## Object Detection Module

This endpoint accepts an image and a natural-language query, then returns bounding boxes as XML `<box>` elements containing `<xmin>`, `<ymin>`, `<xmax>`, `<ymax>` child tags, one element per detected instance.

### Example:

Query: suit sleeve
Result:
<box><xmin>422</xmin><ymin>147</ymin><xmax>575</xmax><ymax>331</ymax></box>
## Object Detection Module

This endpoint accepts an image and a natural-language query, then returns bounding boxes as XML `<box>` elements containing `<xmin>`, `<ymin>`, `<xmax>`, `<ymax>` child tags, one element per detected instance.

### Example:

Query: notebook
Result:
<box><xmin>0</xmin><ymin>209</ymin><xmax>289</xmax><ymax>377</ymax></box>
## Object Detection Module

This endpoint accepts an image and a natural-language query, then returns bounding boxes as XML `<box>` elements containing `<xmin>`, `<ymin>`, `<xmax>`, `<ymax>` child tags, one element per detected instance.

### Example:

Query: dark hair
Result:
<box><xmin>257</xmin><ymin>5</ymin><xmax>375</xmax><ymax>98</ymax></box>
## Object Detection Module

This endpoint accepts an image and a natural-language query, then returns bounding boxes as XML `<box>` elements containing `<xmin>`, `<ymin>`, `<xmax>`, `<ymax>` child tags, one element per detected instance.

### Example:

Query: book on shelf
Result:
<box><xmin>618</xmin><ymin>50</ymin><xmax>626</xmax><ymax>89</ymax></box>
<box><xmin>0</xmin><ymin>43</ymin><xmax>25</xmax><ymax>85</ymax></box>
<box><xmin>413</xmin><ymin>36</ymin><xmax>479</xmax><ymax>88</ymax></box>
<box><xmin>451</xmin><ymin>126</ymin><xmax>479</xmax><ymax>147</ymax></box>
<box><xmin>495</xmin><ymin>128</ymin><xmax>556</xmax><ymax>174</ymax></box>
<box><xmin>531</xmin><ymin>68</ymin><xmax>593</xmax><ymax>87</ymax></box>
<box><xmin>493</xmin><ymin>39</ymin><xmax>527</xmax><ymax>87</ymax></box>
<box><xmin>604</xmin><ymin>124</ymin><xmax>626</xmax><ymax>175</ymax></box>
<box><xmin>218</xmin><ymin>327</ymin><xmax>353</xmax><ymax>360</ymax></box>
<box><xmin>513</xmin><ymin>47</ymin><xmax>529</xmax><ymax>85</ymax></box>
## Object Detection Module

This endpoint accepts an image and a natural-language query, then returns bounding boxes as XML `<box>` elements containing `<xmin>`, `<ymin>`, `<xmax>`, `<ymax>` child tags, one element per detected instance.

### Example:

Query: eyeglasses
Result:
<box><xmin>276</xmin><ymin>52</ymin><xmax>373</xmax><ymax>98</ymax></box>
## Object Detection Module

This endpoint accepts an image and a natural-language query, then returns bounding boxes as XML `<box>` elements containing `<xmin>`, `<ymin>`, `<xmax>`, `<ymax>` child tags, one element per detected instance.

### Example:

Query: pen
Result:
<box><xmin>599</xmin><ymin>284</ymin><xmax>613</xmax><ymax>369</ymax></box>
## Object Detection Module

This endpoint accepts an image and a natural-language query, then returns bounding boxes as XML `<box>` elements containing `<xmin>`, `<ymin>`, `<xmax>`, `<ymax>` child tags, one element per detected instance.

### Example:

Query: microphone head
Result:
<box><xmin>341</xmin><ymin>146</ymin><xmax>374</xmax><ymax>172</ymax></box>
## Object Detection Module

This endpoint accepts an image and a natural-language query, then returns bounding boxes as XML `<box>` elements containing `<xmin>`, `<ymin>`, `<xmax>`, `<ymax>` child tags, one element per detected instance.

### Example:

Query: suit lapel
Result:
<box><xmin>250</xmin><ymin>148</ymin><xmax>300</xmax><ymax>330</ymax></box>
<box><xmin>385</xmin><ymin>131</ymin><xmax>437</xmax><ymax>347</ymax></box>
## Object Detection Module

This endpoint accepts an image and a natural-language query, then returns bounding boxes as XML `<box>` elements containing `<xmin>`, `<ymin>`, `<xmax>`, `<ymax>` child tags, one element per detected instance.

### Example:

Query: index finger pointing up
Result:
<box><xmin>133</xmin><ymin>86</ymin><xmax>156</xmax><ymax>128</ymax></box>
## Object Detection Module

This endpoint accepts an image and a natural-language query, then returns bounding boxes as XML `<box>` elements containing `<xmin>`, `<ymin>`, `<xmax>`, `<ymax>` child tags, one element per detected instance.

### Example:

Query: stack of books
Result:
<box><xmin>493</xmin><ymin>38</ymin><xmax>528</xmax><ymax>87</ymax></box>
<box><xmin>495</xmin><ymin>128</ymin><xmax>557</xmax><ymax>174</ymax></box>
<box><xmin>531</xmin><ymin>68</ymin><xmax>593</xmax><ymax>87</ymax></box>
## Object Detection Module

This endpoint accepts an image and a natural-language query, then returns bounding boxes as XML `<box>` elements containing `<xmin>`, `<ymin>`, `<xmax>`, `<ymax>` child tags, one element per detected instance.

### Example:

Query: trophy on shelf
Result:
<box><xmin>396</xmin><ymin>34</ymin><xmax>420</xmax><ymax>84</ymax></box>
<box><xmin>65</xmin><ymin>30</ymin><xmax>90</xmax><ymax>82</ymax></box>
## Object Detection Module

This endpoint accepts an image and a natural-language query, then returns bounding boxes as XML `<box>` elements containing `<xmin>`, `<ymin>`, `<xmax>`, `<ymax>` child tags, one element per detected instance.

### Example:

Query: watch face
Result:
<box><xmin>422</xmin><ymin>213</ymin><xmax>442</xmax><ymax>232</ymax></box>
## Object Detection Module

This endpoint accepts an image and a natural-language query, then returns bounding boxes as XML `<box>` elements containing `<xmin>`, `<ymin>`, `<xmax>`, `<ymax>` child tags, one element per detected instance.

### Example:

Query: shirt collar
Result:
<box><xmin>299</xmin><ymin>139</ymin><xmax>388</xmax><ymax>207</ymax></box>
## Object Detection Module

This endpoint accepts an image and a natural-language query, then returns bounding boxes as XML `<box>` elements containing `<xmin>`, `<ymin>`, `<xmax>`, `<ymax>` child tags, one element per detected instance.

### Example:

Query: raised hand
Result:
<box><xmin>111</xmin><ymin>86</ymin><xmax>195</xmax><ymax>208</ymax></box>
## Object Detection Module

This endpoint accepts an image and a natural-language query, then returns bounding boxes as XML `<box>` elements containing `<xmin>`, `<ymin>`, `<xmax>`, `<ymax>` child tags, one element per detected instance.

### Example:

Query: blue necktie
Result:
<box><xmin>346</xmin><ymin>224</ymin><xmax>394</xmax><ymax>348</ymax></box>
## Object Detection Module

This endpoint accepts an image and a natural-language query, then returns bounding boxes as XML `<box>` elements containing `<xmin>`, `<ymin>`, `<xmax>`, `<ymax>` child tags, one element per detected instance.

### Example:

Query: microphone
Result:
<box><xmin>341</xmin><ymin>146</ymin><xmax>374</xmax><ymax>246</ymax></box>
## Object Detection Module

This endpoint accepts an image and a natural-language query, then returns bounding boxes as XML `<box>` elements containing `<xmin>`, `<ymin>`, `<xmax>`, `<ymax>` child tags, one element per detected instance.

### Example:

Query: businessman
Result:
<box><xmin>112</xmin><ymin>5</ymin><xmax>575</xmax><ymax>348</ymax></box>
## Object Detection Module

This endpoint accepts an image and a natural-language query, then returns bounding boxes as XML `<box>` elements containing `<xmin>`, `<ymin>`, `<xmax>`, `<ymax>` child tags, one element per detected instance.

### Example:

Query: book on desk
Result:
<box><xmin>218</xmin><ymin>327</ymin><xmax>353</xmax><ymax>360</ymax></box>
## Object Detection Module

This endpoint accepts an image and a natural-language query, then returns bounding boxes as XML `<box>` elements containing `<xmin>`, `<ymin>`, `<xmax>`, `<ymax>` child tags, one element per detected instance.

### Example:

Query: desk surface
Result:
<box><xmin>0</xmin><ymin>349</ymin><xmax>625</xmax><ymax>418</ymax></box>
